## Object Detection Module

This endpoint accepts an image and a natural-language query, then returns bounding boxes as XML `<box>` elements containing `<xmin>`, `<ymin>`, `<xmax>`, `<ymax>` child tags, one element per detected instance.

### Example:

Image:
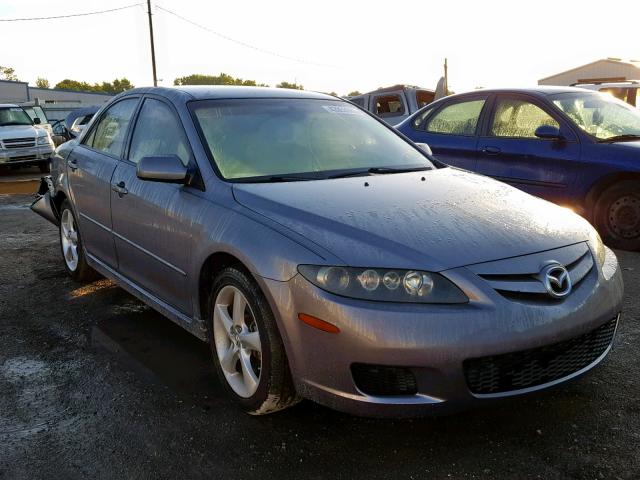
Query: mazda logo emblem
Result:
<box><xmin>540</xmin><ymin>263</ymin><xmax>572</xmax><ymax>298</ymax></box>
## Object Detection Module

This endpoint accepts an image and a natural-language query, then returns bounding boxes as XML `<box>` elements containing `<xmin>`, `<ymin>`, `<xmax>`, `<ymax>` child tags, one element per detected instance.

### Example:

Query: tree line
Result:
<box><xmin>1</xmin><ymin>66</ymin><xmax>362</xmax><ymax>96</ymax></box>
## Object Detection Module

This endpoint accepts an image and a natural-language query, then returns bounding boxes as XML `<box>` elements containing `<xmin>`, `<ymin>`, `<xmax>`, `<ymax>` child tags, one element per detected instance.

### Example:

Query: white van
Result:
<box><xmin>573</xmin><ymin>80</ymin><xmax>639</xmax><ymax>107</ymax></box>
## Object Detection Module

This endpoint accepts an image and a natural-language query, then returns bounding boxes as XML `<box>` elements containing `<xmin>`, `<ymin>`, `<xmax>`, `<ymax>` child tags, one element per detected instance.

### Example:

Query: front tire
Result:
<box><xmin>208</xmin><ymin>266</ymin><xmax>300</xmax><ymax>415</ymax></box>
<box><xmin>59</xmin><ymin>199</ymin><xmax>98</xmax><ymax>282</ymax></box>
<box><xmin>593</xmin><ymin>181</ymin><xmax>640</xmax><ymax>251</ymax></box>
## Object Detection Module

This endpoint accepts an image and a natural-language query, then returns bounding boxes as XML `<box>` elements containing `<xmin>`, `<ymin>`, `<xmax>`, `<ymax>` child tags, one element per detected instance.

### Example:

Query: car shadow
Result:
<box><xmin>90</xmin><ymin>303</ymin><xmax>600</xmax><ymax>428</ymax></box>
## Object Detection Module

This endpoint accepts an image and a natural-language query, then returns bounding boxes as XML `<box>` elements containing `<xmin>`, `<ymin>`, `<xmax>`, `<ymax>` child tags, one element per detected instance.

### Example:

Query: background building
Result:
<box><xmin>0</xmin><ymin>79</ymin><xmax>113</xmax><ymax>121</ymax></box>
<box><xmin>539</xmin><ymin>58</ymin><xmax>640</xmax><ymax>86</ymax></box>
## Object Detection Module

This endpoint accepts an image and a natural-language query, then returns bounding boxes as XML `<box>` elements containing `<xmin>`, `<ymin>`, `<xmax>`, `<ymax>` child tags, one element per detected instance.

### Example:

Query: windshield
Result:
<box><xmin>0</xmin><ymin>107</ymin><xmax>33</xmax><ymax>127</ymax></box>
<box><xmin>551</xmin><ymin>92</ymin><xmax>640</xmax><ymax>140</ymax></box>
<box><xmin>191</xmin><ymin>99</ymin><xmax>432</xmax><ymax>180</ymax></box>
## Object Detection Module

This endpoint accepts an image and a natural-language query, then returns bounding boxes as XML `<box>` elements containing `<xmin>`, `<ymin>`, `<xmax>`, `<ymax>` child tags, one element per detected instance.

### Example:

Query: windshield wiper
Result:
<box><xmin>329</xmin><ymin>165</ymin><xmax>430</xmax><ymax>179</ymax></box>
<box><xmin>235</xmin><ymin>174</ymin><xmax>322</xmax><ymax>183</ymax></box>
<box><xmin>598</xmin><ymin>134</ymin><xmax>640</xmax><ymax>143</ymax></box>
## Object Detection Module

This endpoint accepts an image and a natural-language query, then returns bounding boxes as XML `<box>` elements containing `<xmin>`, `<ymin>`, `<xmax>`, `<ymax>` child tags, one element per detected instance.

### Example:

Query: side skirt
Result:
<box><xmin>86</xmin><ymin>252</ymin><xmax>208</xmax><ymax>341</ymax></box>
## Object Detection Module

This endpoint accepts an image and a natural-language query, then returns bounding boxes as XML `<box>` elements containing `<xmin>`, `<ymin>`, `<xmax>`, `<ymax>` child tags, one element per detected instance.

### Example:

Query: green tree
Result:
<box><xmin>54</xmin><ymin>78</ymin><xmax>134</xmax><ymax>94</ymax></box>
<box><xmin>35</xmin><ymin>77</ymin><xmax>50</xmax><ymax>89</ymax></box>
<box><xmin>174</xmin><ymin>72</ymin><xmax>268</xmax><ymax>87</ymax></box>
<box><xmin>100</xmin><ymin>78</ymin><xmax>135</xmax><ymax>94</ymax></box>
<box><xmin>55</xmin><ymin>79</ymin><xmax>95</xmax><ymax>92</ymax></box>
<box><xmin>276</xmin><ymin>81</ymin><xmax>303</xmax><ymax>90</ymax></box>
<box><xmin>347</xmin><ymin>90</ymin><xmax>361</xmax><ymax>96</ymax></box>
<box><xmin>0</xmin><ymin>66</ymin><xmax>18</xmax><ymax>81</ymax></box>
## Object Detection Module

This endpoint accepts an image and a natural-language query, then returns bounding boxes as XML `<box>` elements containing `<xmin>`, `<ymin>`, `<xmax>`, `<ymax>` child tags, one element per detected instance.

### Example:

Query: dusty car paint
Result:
<box><xmin>31</xmin><ymin>86</ymin><xmax>624</xmax><ymax>416</ymax></box>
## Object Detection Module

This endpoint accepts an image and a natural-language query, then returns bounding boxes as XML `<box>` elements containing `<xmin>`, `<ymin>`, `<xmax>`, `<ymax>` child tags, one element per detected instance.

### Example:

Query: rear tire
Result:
<box><xmin>208</xmin><ymin>266</ymin><xmax>300</xmax><ymax>415</ymax></box>
<box><xmin>593</xmin><ymin>180</ymin><xmax>640</xmax><ymax>251</ymax></box>
<box><xmin>59</xmin><ymin>199</ymin><xmax>98</xmax><ymax>282</ymax></box>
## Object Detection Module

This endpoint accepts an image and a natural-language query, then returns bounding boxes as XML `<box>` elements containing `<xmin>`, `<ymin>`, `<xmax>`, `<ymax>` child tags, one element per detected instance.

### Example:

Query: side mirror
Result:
<box><xmin>535</xmin><ymin>125</ymin><xmax>563</xmax><ymax>140</ymax></box>
<box><xmin>415</xmin><ymin>142</ymin><xmax>433</xmax><ymax>156</ymax></box>
<box><xmin>136</xmin><ymin>155</ymin><xmax>189</xmax><ymax>184</ymax></box>
<box><xmin>33</xmin><ymin>117</ymin><xmax>41</xmax><ymax>125</ymax></box>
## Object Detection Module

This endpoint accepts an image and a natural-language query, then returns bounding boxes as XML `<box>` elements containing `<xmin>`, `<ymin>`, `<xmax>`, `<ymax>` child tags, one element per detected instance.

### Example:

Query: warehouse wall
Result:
<box><xmin>539</xmin><ymin>60</ymin><xmax>640</xmax><ymax>86</ymax></box>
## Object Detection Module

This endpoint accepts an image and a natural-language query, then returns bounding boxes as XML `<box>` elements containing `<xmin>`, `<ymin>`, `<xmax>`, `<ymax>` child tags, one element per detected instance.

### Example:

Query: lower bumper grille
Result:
<box><xmin>7</xmin><ymin>155</ymin><xmax>38</xmax><ymax>162</ymax></box>
<box><xmin>464</xmin><ymin>318</ymin><xmax>618</xmax><ymax>395</ymax></box>
<box><xmin>352</xmin><ymin>363</ymin><xmax>418</xmax><ymax>396</ymax></box>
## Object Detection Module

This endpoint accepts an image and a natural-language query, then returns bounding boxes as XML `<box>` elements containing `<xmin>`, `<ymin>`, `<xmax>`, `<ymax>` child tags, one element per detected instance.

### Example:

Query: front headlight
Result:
<box><xmin>36</xmin><ymin>135</ymin><xmax>52</xmax><ymax>146</ymax></box>
<box><xmin>589</xmin><ymin>229</ymin><xmax>606</xmax><ymax>268</ymax></box>
<box><xmin>298</xmin><ymin>265</ymin><xmax>468</xmax><ymax>304</ymax></box>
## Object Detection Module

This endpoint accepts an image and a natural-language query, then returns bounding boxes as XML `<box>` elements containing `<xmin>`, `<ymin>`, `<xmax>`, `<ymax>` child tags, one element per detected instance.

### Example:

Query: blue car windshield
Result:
<box><xmin>551</xmin><ymin>92</ymin><xmax>640</xmax><ymax>140</ymax></box>
<box><xmin>191</xmin><ymin>99</ymin><xmax>433</xmax><ymax>180</ymax></box>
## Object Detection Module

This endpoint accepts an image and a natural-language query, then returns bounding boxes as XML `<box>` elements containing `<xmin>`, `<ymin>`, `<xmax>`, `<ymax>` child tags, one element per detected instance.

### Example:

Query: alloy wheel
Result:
<box><xmin>60</xmin><ymin>209</ymin><xmax>79</xmax><ymax>272</ymax></box>
<box><xmin>213</xmin><ymin>285</ymin><xmax>262</xmax><ymax>398</ymax></box>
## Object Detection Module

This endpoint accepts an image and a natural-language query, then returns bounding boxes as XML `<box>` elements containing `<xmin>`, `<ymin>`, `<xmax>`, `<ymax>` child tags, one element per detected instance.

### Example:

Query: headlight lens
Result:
<box><xmin>589</xmin><ymin>229</ymin><xmax>606</xmax><ymax>268</ymax></box>
<box><xmin>298</xmin><ymin>265</ymin><xmax>468</xmax><ymax>304</ymax></box>
<box><xmin>36</xmin><ymin>135</ymin><xmax>52</xmax><ymax>146</ymax></box>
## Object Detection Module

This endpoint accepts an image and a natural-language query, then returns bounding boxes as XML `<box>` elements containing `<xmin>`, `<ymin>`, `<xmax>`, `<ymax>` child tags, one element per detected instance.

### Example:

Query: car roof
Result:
<box><xmin>120</xmin><ymin>85</ymin><xmax>335</xmax><ymax>101</ymax></box>
<box><xmin>0</xmin><ymin>104</ymin><xmax>20</xmax><ymax>108</ymax></box>
<box><xmin>447</xmin><ymin>86</ymin><xmax>600</xmax><ymax>99</ymax></box>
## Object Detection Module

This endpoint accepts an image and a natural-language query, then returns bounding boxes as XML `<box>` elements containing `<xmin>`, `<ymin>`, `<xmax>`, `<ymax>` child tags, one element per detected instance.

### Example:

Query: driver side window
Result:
<box><xmin>128</xmin><ymin>98</ymin><xmax>191</xmax><ymax>166</ymax></box>
<box><xmin>490</xmin><ymin>98</ymin><xmax>559</xmax><ymax>138</ymax></box>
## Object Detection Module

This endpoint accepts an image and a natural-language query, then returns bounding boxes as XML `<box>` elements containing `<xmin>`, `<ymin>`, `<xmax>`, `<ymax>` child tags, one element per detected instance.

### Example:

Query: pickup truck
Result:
<box><xmin>347</xmin><ymin>85</ymin><xmax>436</xmax><ymax>125</ymax></box>
<box><xmin>0</xmin><ymin>104</ymin><xmax>54</xmax><ymax>172</ymax></box>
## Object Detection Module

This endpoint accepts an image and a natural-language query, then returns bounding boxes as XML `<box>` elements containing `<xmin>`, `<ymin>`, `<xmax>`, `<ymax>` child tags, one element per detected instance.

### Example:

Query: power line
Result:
<box><xmin>155</xmin><ymin>5</ymin><xmax>337</xmax><ymax>69</ymax></box>
<box><xmin>0</xmin><ymin>3</ymin><xmax>143</xmax><ymax>22</ymax></box>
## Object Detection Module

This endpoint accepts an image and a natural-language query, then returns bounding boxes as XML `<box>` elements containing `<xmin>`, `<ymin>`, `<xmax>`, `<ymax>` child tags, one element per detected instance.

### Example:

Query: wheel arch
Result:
<box><xmin>585</xmin><ymin>172</ymin><xmax>640</xmax><ymax>219</ymax></box>
<box><xmin>198</xmin><ymin>251</ymin><xmax>252</xmax><ymax>325</ymax></box>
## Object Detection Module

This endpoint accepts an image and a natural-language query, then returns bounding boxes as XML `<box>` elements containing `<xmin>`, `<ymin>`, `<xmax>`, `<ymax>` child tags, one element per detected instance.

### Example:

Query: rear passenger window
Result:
<box><xmin>128</xmin><ymin>98</ymin><xmax>190</xmax><ymax>165</ymax></box>
<box><xmin>86</xmin><ymin>98</ymin><xmax>138</xmax><ymax>157</ymax></box>
<box><xmin>490</xmin><ymin>98</ymin><xmax>559</xmax><ymax>138</ymax></box>
<box><xmin>375</xmin><ymin>94</ymin><xmax>405</xmax><ymax>117</ymax></box>
<box><xmin>426</xmin><ymin>99</ymin><xmax>485</xmax><ymax>136</ymax></box>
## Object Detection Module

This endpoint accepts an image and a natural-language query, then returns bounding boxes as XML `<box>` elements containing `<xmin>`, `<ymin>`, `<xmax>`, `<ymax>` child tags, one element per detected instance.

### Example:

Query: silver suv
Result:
<box><xmin>0</xmin><ymin>104</ymin><xmax>54</xmax><ymax>172</ymax></box>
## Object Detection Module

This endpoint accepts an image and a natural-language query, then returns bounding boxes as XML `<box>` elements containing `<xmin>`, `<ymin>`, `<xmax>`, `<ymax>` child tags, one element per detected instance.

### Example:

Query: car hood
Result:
<box><xmin>232</xmin><ymin>168</ymin><xmax>593</xmax><ymax>271</ymax></box>
<box><xmin>0</xmin><ymin>124</ymin><xmax>40</xmax><ymax>139</ymax></box>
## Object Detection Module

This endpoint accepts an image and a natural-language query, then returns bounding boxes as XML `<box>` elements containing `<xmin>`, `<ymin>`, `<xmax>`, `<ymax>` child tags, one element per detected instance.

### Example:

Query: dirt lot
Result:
<box><xmin>1</xmin><ymin>191</ymin><xmax>639</xmax><ymax>480</ymax></box>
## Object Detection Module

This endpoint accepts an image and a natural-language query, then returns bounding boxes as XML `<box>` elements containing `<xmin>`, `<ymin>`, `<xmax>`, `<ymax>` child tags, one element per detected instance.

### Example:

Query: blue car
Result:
<box><xmin>396</xmin><ymin>87</ymin><xmax>640</xmax><ymax>251</ymax></box>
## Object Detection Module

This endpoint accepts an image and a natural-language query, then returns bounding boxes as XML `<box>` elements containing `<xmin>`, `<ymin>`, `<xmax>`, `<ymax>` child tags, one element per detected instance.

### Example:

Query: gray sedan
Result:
<box><xmin>32</xmin><ymin>86</ymin><xmax>624</xmax><ymax>416</ymax></box>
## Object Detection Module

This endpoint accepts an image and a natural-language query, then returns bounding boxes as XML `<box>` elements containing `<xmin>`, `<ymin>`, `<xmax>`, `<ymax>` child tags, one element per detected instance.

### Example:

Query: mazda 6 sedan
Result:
<box><xmin>32</xmin><ymin>86</ymin><xmax>624</xmax><ymax>416</ymax></box>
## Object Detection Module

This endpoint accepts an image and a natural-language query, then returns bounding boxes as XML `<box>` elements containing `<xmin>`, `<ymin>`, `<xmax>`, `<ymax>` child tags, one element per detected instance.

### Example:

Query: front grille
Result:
<box><xmin>2</xmin><ymin>137</ymin><xmax>36</xmax><ymax>148</ymax></box>
<box><xmin>471</xmin><ymin>243</ymin><xmax>593</xmax><ymax>303</ymax></box>
<box><xmin>351</xmin><ymin>363</ymin><xmax>418</xmax><ymax>396</ymax></box>
<box><xmin>464</xmin><ymin>318</ymin><xmax>617</xmax><ymax>395</ymax></box>
<box><xmin>8</xmin><ymin>154</ymin><xmax>37</xmax><ymax>162</ymax></box>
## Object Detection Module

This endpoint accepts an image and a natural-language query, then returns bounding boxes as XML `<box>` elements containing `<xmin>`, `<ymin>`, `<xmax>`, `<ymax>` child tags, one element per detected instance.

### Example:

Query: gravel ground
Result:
<box><xmin>1</xmin><ymin>192</ymin><xmax>638</xmax><ymax>480</ymax></box>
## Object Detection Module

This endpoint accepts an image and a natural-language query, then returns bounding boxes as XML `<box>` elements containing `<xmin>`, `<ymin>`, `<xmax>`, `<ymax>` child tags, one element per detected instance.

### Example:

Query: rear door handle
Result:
<box><xmin>481</xmin><ymin>146</ymin><xmax>501</xmax><ymax>155</ymax></box>
<box><xmin>111</xmin><ymin>181</ymin><xmax>128</xmax><ymax>197</ymax></box>
<box><xmin>67</xmin><ymin>158</ymin><xmax>78</xmax><ymax>171</ymax></box>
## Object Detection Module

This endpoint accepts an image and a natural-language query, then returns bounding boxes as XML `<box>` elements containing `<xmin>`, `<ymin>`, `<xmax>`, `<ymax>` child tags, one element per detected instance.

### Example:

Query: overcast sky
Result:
<box><xmin>1</xmin><ymin>0</ymin><xmax>639</xmax><ymax>95</ymax></box>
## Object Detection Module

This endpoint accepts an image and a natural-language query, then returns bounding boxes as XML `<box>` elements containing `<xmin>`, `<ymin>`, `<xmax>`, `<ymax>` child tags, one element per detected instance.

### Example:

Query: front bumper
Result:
<box><xmin>0</xmin><ymin>144</ymin><xmax>54</xmax><ymax>165</ymax></box>
<box><xmin>30</xmin><ymin>176</ymin><xmax>59</xmax><ymax>226</ymax></box>
<box><xmin>260</xmin><ymin>246</ymin><xmax>624</xmax><ymax>417</ymax></box>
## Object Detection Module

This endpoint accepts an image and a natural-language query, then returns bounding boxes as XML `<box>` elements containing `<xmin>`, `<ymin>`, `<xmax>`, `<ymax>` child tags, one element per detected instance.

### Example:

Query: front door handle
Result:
<box><xmin>67</xmin><ymin>158</ymin><xmax>78</xmax><ymax>171</ymax></box>
<box><xmin>481</xmin><ymin>146</ymin><xmax>501</xmax><ymax>155</ymax></box>
<box><xmin>112</xmin><ymin>181</ymin><xmax>128</xmax><ymax>197</ymax></box>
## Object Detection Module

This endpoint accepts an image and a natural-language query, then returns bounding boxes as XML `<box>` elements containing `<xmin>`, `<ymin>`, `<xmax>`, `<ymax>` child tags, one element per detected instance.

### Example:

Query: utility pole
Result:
<box><xmin>146</xmin><ymin>0</ymin><xmax>158</xmax><ymax>87</ymax></box>
<box><xmin>444</xmin><ymin>58</ymin><xmax>448</xmax><ymax>96</ymax></box>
